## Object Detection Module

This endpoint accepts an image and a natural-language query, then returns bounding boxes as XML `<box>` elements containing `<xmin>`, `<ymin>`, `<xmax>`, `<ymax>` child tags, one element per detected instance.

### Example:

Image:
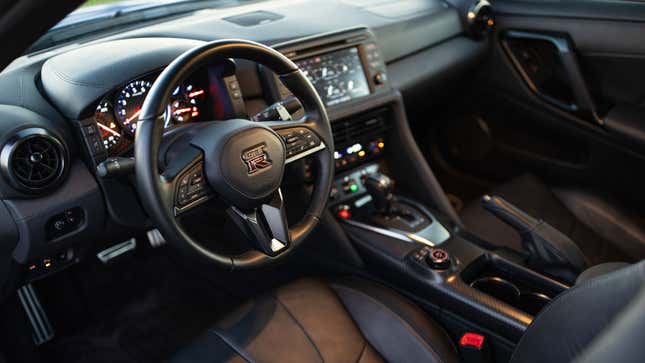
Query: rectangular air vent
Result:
<box><xmin>223</xmin><ymin>11</ymin><xmax>284</xmax><ymax>27</ymax></box>
<box><xmin>332</xmin><ymin>109</ymin><xmax>390</xmax><ymax>146</ymax></box>
<box><xmin>273</xmin><ymin>27</ymin><xmax>370</xmax><ymax>60</ymax></box>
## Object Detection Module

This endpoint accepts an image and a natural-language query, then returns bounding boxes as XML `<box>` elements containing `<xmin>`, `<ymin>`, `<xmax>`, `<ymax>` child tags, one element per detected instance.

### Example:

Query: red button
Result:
<box><xmin>460</xmin><ymin>332</ymin><xmax>485</xmax><ymax>349</ymax></box>
<box><xmin>337</xmin><ymin>209</ymin><xmax>352</xmax><ymax>220</ymax></box>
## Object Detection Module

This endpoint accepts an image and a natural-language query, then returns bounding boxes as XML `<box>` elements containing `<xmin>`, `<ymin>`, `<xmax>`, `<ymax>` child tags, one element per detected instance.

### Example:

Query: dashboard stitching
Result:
<box><xmin>50</xmin><ymin>66</ymin><xmax>107</xmax><ymax>89</ymax></box>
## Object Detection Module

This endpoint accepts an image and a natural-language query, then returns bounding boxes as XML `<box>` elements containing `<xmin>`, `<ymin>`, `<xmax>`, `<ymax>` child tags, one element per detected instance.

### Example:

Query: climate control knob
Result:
<box><xmin>373</xmin><ymin>71</ymin><xmax>387</xmax><ymax>85</ymax></box>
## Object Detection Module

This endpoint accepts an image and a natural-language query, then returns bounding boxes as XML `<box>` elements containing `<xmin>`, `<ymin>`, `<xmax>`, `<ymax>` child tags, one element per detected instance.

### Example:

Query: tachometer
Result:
<box><xmin>94</xmin><ymin>100</ymin><xmax>125</xmax><ymax>153</ymax></box>
<box><xmin>115</xmin><ymin>80</ymin><xmax>153</xmax><ymax>133</ymax></box>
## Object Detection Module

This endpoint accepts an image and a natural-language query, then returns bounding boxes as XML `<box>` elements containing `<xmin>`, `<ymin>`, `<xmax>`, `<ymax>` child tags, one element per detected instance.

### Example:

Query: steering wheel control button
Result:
<box><xmin>277</xmin><ymin>128</ymin><xmax>321</xmax><ymax>158</ymax></box>
<box><xmin>175</xmin><ymin>163</ymin><xmax>211</xmax><ymax>212</ymax></box>
<box><xmin>427</xmin><ymin>248</ymin><xmax>451</xmax><ymax>270</ymax></box>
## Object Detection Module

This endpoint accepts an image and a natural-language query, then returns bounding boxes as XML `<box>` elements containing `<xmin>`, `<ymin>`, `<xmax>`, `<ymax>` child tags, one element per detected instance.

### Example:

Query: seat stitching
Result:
<box><xmin>355</xmin><ymin>342</ymin><xmax>367</xmax><ymax>363</ymax></box>
<box><xmin>206</xmin><ymin>329</ymin><xmax>255</xmax><ymax>363</ymax></box>
<box><xmin>271</xmin><ymin>294</ymin><xmax>325</xmax><ymax>363</ymax></box>
<box><xmin>331</xmin><ymin>284</ymin><xmax>446</xmax><ymax>363</ymax></box>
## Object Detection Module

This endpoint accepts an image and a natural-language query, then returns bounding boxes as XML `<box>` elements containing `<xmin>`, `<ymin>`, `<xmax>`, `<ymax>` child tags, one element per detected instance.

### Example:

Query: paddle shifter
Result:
<box><xmin>482</xmin><ymin>194</ymin><xmax>588</xmax><ymax>283</ymax></box>
<box><xmin>364</xmin><ymin>173</ymin><xmax>394</xmax><ymax>215</ymax></box>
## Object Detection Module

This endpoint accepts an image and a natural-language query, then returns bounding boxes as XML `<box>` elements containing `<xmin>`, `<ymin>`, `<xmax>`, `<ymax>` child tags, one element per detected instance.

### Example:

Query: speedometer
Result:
<box><xmin>115</xmin><ymin>80</ymin><xmax>152</xmax><ymax>133</ymax></box>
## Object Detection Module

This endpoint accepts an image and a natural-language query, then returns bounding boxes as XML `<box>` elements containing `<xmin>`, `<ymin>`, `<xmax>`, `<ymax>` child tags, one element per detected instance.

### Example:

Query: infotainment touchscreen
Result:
<box><xmin>295</xmin><ymin>47</ymin><xmax>370</xmax><ymax>106</ymax></box>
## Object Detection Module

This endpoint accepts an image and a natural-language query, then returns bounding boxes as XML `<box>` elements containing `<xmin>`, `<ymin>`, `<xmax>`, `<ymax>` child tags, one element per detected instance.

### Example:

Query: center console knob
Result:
<box><xmin>373</xmin><ymin>71</ymin><xmax>387</xmax><ymax>85</ymax></box>
<box><xmin>426</xmin><ymin>248</ymin><xmax>451</xmax><ymax>270</ymax></box>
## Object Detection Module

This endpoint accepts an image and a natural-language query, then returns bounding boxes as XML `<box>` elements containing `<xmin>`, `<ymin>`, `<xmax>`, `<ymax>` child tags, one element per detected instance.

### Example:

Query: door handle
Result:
<box><xmin>501</xmin><ymin>30</ymin><xmax>602</xmax><ymax>125</ymax></box>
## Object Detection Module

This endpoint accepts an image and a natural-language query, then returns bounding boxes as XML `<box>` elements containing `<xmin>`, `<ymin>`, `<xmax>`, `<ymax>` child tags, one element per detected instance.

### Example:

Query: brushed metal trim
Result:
<box><xmin>285</xmin><ymin>141</ymin><xmax>326</xmax><ymax>164</ymax></box>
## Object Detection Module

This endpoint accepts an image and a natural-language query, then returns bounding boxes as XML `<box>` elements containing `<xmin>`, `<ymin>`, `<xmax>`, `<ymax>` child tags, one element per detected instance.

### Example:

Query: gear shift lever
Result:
<box><xmin>364</xmin><ymin>173</ymin><xmax>394</xmax><ymax>215</ymax></box>
<box><xmin>362</xmin><ymin>172</ymin><xmax>433</xmax><ymax>233</ymax></box>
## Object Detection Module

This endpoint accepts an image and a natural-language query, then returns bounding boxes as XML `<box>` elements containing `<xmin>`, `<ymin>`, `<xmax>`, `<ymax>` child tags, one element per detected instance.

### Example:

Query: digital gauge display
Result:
<box><xmin>296</xmin><ymin>47</ymin><xmax>370</xmax><ymax>107</ymax></box>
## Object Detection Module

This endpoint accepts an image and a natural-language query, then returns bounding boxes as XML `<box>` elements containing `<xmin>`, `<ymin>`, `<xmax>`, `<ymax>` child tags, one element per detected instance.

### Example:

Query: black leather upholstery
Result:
<box><xmin>574</xmin><ymin>284</ymin><xmax>645</xmax><ymax>363</ymax></box>
<box><xmin>460</xmin><ymin>174</ymin><xmax>633</xmax><ymax>265</ymax></box>
<box><xmin>512</xmin><ymin>260</ymin><xmax>645</xmax><ymax>363</ymax></box>
<box><xmin>171</xmin><ymin>278</ymin><xmax>458</xmax><ymax>363</ymax></box>
<box><xmin>576</xmin><ymin>262</ymin><xmax>631</xmax><ymax>284</ymax></box>
<box><xmin>172</xmin><ymin>263</ymin><xmax>645</xmax><ymax>363</ymax></box>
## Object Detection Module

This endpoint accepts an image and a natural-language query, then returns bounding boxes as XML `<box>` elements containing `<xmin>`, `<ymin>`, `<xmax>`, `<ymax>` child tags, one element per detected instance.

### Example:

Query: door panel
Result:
<box><xmin>428</xmin><ymin>0</ymin><xmax>645</xmax><ymax>209</ymax></box>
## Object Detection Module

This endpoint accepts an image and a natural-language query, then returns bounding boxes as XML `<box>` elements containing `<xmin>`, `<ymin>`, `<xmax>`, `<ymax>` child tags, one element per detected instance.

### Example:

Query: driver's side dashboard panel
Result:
<box><xmin>40</xmin><ymin>38</ymin><xmax>204</xmax><ymax>120</ymax></box>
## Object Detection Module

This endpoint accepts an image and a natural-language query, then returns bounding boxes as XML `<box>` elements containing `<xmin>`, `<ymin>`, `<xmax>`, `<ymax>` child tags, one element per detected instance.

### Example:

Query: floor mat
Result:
<box><xmin>40</xmin><ymin>252</ymin><xmax>242</xmax><ymax>363</ymax></box>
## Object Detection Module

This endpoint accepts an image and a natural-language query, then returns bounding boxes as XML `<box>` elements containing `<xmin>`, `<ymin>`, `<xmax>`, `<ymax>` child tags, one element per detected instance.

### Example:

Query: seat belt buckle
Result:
<box><xmin>459</xmin><ymin>332</ymin><xmax>490</xmax><ymax>363</ymax></box>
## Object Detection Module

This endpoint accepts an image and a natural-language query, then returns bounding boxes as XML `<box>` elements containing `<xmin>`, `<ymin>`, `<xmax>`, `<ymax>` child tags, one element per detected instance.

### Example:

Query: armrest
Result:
<box><xmin>604</xmin><ymin>104</ymin><xmax>645</xmax><ymax>147</ymax></box>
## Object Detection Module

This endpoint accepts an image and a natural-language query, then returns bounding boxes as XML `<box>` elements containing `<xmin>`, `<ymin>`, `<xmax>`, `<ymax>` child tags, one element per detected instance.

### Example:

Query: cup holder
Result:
<box><xmin>470</xmin><ymin>277</ymin><xmax>552</xmax><ymax>315</ymax></box>
<box><xmin>518</xmin><ymin>292</ymin><xmax>551</xmax><ymax>316</ymax></box>
<box><xmin>470</xmin><ymin>277</ymin><xmax>520</xmax><ymax>304</ymax></box>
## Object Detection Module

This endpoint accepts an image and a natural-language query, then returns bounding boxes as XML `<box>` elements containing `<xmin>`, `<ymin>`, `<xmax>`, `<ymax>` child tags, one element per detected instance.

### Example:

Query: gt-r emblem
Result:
<box><xmin>242</xmin><ymin>144</ymin><xmax>272</xmax><ymax>174</ymax></box>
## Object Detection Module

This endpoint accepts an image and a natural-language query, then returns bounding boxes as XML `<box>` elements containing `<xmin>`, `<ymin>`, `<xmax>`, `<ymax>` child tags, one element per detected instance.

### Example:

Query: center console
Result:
<box><xmin>269</xmin><ymin>27</ymin><xmax>572</xmax><ymax>357</ymax></box>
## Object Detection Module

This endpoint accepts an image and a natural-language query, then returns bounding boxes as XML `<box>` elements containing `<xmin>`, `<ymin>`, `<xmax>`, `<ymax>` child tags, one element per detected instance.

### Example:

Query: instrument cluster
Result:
<box><xmin>93</xmin><ymin>63</ymin><xmax>241</xmax><ymax>156</ymax></box>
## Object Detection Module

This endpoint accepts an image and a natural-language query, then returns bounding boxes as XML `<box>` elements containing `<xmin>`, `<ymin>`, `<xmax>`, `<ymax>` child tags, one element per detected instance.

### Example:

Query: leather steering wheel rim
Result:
<box><xmin>135</xmin><ymin>39</ymin><xmax>334</xmax><ymax>270</ymax></box>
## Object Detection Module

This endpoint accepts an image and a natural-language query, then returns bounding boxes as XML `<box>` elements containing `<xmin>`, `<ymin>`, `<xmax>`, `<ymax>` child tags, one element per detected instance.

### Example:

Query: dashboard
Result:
<box><xmin>92</xmin><ymin>61</ymin><xmax>244</xmax><ymax>156</ymax></box>
<box><xmin>0</xmin><ymin>0</ymin><xmax>487</xmax><ymax>288</ymax></box>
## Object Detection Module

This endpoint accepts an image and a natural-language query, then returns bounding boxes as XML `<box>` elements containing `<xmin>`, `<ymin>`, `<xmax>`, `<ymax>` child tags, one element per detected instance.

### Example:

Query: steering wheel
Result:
<box><xmin>134</xmin><ymin>40</ymin><xmax>334</xmax><ymax>269</ymax></box>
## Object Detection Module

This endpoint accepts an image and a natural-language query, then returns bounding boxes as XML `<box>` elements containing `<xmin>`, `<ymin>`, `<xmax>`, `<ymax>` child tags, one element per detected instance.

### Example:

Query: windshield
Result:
<box><xmin>55</xmin><ymin>0</ymin><xmax>195</xmax><ymax>30</ymax></box>
<box><xmin>30</xmin><ymin>0</ymin><xmax>255</xmax><ymax>53</ymax></box>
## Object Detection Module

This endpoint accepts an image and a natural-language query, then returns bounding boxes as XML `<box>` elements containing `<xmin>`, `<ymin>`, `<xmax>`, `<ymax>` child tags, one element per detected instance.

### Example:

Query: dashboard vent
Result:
<box><xmin>1</xmin><ymin>128</ymin><xmax>67</xmax><ymax>193</ymax></box>
<box><xmin>467</xmin><ymin>0</ymin><xmax>494</xmax><ymax>38</ymax></box>
<box><xmin>332</xmin><ymin>109</ymin><xmax>390</xmax><ymax>146</ymax></box>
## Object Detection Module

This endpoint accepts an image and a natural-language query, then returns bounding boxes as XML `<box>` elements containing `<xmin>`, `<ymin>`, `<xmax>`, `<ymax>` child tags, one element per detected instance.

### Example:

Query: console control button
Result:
<box><xmin>426</xmin><ymin>248</ymin><xmax>451</xmax><ymax>270</ymax></box>
<box><xmin>337</xmin><ymin>207</ymin><xmax>352</xmax><ymax>220</ymax></box>
<box><xmin>411</xmin><ymin>246</ymin><xmax>431</xmax><ymax>263</ymax></box>
<box><xmin>46</xmin><ymin>207</ymin><xmax>84</xmax><ymax>240</ymax></box>
<box><xmin>82</xmin><ymin>124</ymin><xmax>107</xmax><ymax>157</ymax></box>
<box><xmin>373</xmin><ymin>71</ymin><xmax>387</xmax><ymax>85</ymax></box>
<box><xmin>342</xmin><ymin>179</ymin><xmax>359</xmax><ymax>194</ymax></box>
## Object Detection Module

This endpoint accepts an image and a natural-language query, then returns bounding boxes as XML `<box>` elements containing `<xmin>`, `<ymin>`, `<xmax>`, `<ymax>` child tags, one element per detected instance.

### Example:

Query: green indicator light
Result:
<box><xmin>349</xmin><ymin>184</ymin><xmax>359</xmax><ymax>193</ymax></box>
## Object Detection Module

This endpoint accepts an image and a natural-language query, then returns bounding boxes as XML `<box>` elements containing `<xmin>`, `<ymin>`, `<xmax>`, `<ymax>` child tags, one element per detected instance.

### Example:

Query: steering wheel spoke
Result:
<box><xmin>269</xmin><ymin>120</ymin><xmax>327</xmax><ymax>164</ymax></box>
<box><xmin>228</xmin><ymin>189</ymin><xmax>290</xmax><ymax>256</ymax></box>
<box><xmin>161</xmin><ymin>147</ymin><xmax>215</xmax><ymax>216</ymax></box>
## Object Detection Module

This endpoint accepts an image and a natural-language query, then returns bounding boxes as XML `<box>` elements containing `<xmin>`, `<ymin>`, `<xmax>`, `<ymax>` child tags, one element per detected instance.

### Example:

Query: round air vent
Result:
<box><xmin>467</xmin><ymin>0</ymin><xmax>494</xmax><ymax>38</ymax></box>
<box><xmin>1</xmin><ymin>128</ymin><xmax>67</xmax><ymax>193</ymax></box>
